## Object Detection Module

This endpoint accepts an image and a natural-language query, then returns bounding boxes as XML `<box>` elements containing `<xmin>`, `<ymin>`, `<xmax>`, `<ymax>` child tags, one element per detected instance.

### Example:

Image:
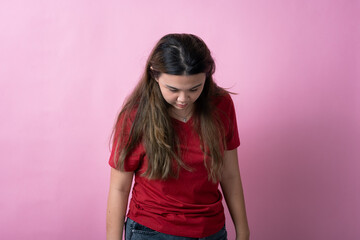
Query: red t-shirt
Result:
<box><xmin>109</xmin><ymin>93</ymin><xmax>240</xmax><ymax>238</ymax></box>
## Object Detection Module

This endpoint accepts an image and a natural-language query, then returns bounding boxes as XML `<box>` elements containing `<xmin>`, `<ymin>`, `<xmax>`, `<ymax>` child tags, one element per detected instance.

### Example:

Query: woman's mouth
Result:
<box><xmin>175</xmin><ymin>103</ymin><xmax>188</xmax><ymax>109</ymax></box>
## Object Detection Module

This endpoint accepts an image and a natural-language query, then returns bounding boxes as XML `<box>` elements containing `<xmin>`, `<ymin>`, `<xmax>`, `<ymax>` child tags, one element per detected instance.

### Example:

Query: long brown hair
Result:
<box><xmin>111</xmin><ymin>33</ymin><xmax>229</xmax><ymax>182</ymax></box>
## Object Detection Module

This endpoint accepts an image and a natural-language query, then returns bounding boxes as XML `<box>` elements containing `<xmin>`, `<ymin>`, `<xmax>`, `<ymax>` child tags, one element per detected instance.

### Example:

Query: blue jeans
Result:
<box><xmin>125</xmin><ymin>218</ymin><xmax>227</xmax><ymax>240</ymax></box>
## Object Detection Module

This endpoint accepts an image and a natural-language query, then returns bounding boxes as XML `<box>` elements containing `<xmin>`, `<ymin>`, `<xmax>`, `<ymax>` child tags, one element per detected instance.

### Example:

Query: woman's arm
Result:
<box><xmin>106</xmin><ymin>168</ymin><xmax>134</xmax><ymax>240</ymax></box>
<box><xmin>220</xmin><ymin>148</ymin><xmax>250</xmax><ymax>240</ymax></box>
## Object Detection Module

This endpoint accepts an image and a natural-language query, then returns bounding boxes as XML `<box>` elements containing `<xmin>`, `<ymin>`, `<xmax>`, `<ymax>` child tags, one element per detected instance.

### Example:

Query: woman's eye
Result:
<box><xmin>190</xmin><ymin>88</ymin><xmax>198</xmax><ymax>92</ymax></box>
<box><xmin>169</xmin><ymin>89</ymin><xmax>178</xmax><ymax>92</ymax></box>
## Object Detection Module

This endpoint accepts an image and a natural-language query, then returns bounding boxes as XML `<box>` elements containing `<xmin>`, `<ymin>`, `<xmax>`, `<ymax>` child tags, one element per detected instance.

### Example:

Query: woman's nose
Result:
<box><xmin>177</xmin><ymin>91</ymin><xmax>188</xmax><ymax>102</ymax></box>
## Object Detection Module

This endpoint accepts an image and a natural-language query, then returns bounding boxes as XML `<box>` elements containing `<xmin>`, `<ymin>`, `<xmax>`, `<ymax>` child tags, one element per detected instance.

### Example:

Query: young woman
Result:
<box><xmin>106</xmin><ymin>33</ymin><xmax>250</xmax><ymax>240</ymax></box>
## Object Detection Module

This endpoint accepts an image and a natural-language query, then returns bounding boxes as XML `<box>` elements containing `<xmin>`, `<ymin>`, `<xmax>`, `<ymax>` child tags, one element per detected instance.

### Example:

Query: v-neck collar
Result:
<box><xmin>171</xmin><ymin>115</ymin><xmax>193</xmax><ymax>124</ymax></box>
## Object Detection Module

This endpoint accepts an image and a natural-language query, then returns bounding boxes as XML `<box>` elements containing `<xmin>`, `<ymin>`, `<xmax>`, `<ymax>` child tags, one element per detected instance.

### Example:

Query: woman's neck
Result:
<box><xmin>169</xmin><ymin>106</ymin><xmax>193</xmax><ymax>122</ymax></box>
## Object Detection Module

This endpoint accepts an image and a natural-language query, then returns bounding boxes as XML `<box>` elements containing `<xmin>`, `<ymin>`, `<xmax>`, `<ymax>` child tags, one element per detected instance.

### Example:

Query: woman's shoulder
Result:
<box><xmin>211</xmin><ymin>91</ymin><xmax>234</xmax><ymax>110</ymax></box>
<box><xmin>119</xmin><ymin>104</ymin><xmax>139</xmax><ymax>120</ymax></box>
<box><xmin>115</xmin><ymin>106</ymin><xmax>139</xmax><ymax>132</ymax></box>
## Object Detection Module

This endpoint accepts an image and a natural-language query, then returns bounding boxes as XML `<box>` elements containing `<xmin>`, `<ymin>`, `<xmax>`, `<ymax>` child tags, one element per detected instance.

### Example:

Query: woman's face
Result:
<box><xmin>156</xmin><ymin>73</ymin><xmax>206</xmax><ymax>113</ymax></box>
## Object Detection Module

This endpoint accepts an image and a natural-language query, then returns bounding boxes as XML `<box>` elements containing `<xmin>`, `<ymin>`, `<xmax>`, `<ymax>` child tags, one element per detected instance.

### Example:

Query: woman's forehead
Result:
<box><xmin>159</xmin><ymin>73</ymin><xmax>206</xmax><ymax>87</ymax></box>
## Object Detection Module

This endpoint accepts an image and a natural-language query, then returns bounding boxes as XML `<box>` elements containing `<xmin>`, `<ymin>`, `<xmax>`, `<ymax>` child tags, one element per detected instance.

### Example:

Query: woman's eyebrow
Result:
<box><xmin>165</xmin><ymin>83</ymin><xmax>203</xmax><ymax>90</ymax></box>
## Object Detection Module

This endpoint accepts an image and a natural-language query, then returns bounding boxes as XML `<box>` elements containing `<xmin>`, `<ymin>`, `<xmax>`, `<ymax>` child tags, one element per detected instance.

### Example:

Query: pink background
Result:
<box><xmin>1</xmin><ymin>0</ymin><xmax>359</xmax><ymax>239</ymax></box>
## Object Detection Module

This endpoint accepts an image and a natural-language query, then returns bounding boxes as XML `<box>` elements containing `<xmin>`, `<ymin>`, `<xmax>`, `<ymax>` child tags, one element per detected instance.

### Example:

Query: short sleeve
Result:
<box><xmin>216</xmin><ymin>94</ymin><xmax>240</xmax><ymax>150</ymax></box>
<box><xmin>108</xmin><ymin>111</ymin><xmax>145</xmax><ymax>171</ymax></box>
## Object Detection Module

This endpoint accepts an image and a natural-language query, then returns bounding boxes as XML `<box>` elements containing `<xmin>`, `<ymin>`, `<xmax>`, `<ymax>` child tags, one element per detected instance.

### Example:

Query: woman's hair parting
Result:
<box><xmin>112</xmin><ymin>33</ymin><xmax>228</xmax><ymax>182</ymax></box>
